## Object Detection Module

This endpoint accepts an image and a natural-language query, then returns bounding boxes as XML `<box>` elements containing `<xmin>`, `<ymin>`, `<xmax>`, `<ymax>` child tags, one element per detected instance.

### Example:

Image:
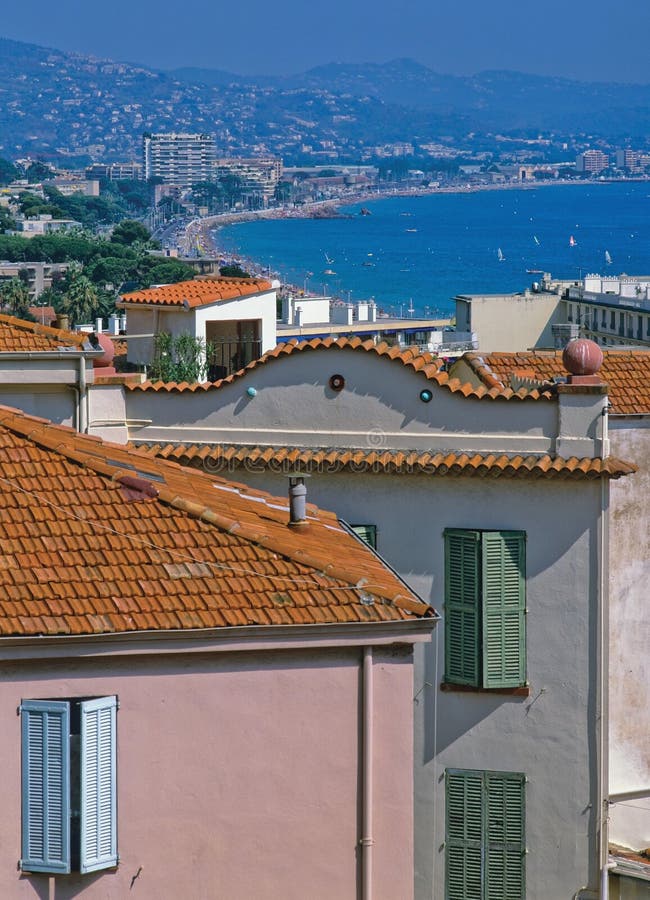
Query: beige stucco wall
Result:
<box><xmin>0</xmin><ymin>644</ymin><xmax>415</xmax><ymax>900</ymax></box>
<box><xmin>608</xmin><ymin>419</ymin><xmax>650</xmax><ymax>849</ymax></box>
<box><xmin>455</xmin><ymin>291</ymin><xmax>564</xmax><ymax>351</ymax></box>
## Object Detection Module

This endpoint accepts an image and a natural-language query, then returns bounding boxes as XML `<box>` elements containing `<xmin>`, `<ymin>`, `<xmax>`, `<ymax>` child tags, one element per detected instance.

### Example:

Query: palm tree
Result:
<box><xmin>0</xmin><ymin>277</ymin><xmax>32</xmax><ymax>320</ymax></box>
<box><xmin>59</xmin><ymin>266</ymin><xmax>99</xmax><ymax>327</ymax></box>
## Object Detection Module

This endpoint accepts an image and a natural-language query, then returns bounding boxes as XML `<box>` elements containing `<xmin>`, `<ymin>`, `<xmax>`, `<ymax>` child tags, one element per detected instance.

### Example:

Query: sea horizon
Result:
<box><xmin>213</xmin><ymin>180</ymin><xmax>650</xmax><ymax>318</ymax></box>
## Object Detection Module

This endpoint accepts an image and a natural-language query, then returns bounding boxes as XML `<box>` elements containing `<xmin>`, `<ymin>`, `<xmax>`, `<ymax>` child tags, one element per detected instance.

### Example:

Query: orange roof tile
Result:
<box><xmin>118</xmin><ymin>276</ymin><xmax>272</xmax><ymax>309</ymax></box>
<box><xmin>127</xmin><ymin>337</ymin><xmax>555</xmax><ymax>400</ymax></box>
<box><xmin>135</xmin><ymin>443</ymin><xmax>636</xmax><ymax>480</ymax></box>
<box><xmin>0</xmin><ymin>406</ymin><xmax>434</xmax><ymax>638</ymax></box>
<box><xmin>0</xmin><ymin>314</ymin><xmax>87</xmax><ymax>352</ymax></box>
<box><xmin>462</xmin><ymin>349</ymin><xmax>650</xmax><ymax>415</ymax></box>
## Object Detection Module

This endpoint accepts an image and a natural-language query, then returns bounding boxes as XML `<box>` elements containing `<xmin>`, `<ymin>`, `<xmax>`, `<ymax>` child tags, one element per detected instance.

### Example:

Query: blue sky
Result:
<box><xmin>2</xmin><ymin>0</ymin><xmax>650</xmax><ymax>83</ymax></box>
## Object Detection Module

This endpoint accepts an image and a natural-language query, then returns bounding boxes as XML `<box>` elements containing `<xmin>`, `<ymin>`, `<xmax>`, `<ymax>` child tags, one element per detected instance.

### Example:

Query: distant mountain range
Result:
<box><xmin>1</xmin><ymin>37</ymin><xmax>649</xmax><ymax>165</ymax></box>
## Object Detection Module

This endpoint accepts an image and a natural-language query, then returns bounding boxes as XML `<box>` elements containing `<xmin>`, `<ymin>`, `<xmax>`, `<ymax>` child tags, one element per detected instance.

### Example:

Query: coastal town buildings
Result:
<box><xmin>452</xmin><ymin>272</ymin><xmax>650</xmax><ymax>352</ymax></box>
<box><xmin>0</xmin><ymin>294</ymin><xmax>648</xmax><ymax>896</ymax></box>
<box><xmin>100</xmin><ymin>335</ymin><xmax>636</xmax><ymax>900</ymax></box>
<box><xmin>0</xmin><ymin>261</ymin><xmax>69</xmax><ymax>300</ymax></box>
<box><xmin>85</xmin><ymin>161</ymin><xmax>143</xmax><ymax>181</ymax></box>
<box><xmin>577</xmin><ymin>150</ymin><xmax>610</xmax><ymax>174</ymax></box>
<box><xmin>0</xmin><ymin>404</ymin><xmax>434</xmax><ymax>899</ymax></box>
<box><xmin>142</xmin><ymin>132</ymin><xmax>216</xmax><ymax>188</ymax></box>
<box><xmin>213</xmin><ymin>157</ymin><xmax>282</xmax><ymax>207</ymax></box>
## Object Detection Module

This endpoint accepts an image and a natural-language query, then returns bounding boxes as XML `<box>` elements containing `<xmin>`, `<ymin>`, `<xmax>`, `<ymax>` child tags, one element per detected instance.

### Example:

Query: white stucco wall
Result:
<box><xmin>608</xmin><ymin>419</ymin><xmax>650</xmax><ymax>849</ymax></box>
<box><xmin>125</xmin><ymin>347</ymin><xmax>562</xmax><ymax>455</ymax></box>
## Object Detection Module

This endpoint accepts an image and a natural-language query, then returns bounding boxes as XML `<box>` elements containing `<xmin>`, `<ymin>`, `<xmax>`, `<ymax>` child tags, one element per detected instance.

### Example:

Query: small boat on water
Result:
<box><xmin>405</xmin><ymin>228</ymin><xmax>417</xmax><ymax>233</ymax></box>
<box><xmin>526</xmin><ymin>268</ymin><xmax>545</xmax><ymax>274</ymax></box>
<box><xmin>497</xmin><ymin>248</ymin><xmax>505</xmax><ymax>262</ymax></box>
<box><xmin>569</xmin><ymin>235</ymin><xmax>577</xmax><ymax>247</ymax></box>
<box><xmin>323</xmin><ymin>269</ymin><xmax>336</xmax><ymax>276</ymax></box>
<box><xmin>533</xmin><ymin>235</ymin><xmax>540</xmax><ymax>245</ymax></box>
<box><xmin>359</xmin><ymin>208</ymin><xmax>372</xmax><ymax>216</ymax></box>
<box><xmin>605</xmin><ymin>250</ymin><xmax>612</xmax><ymax>265</ymax></box>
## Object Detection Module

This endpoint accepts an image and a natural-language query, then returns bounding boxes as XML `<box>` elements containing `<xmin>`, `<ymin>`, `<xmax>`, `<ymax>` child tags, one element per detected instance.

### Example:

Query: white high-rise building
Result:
<box><xmin>143</xmin><ymin>133</ymin><xmax>216</xmax><ymax>188</ymax></box>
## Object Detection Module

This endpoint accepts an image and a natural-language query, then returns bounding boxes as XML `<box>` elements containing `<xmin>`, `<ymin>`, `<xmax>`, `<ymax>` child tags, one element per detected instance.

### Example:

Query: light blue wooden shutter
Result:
<box><xmin>21</xmin><ymin>700</ymin><xmax>71</xmax><ymax>873</ymax></box>
<box><xmin>485</xmin><ymin>773</ymin><xmax>525</xmax><ymax>899</ymax></box>
<box><xmin>445</xmin><ymin>770</ymin><xmax>483</xmax><ymax>900</ymax></box>
<box><xmin>80</xmin><ymin>696</ymin><xmax>117</xmax><ymax>873</ymax></box>
<box><xmin>445</xmin><ymin>530</ymin><xmax>481</xmax><ymax>685</ymax></box>
<box><xmin>482</xmin><ymin>532</ymin><xmax>526</xmax><ymax>688</ymax></box>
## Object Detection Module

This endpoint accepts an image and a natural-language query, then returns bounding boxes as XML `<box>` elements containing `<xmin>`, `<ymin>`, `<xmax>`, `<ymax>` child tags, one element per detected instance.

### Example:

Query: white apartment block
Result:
<box><xmin>143</xmin><ymin>133</ymin><xmax>216</xmax><ymax>188</ymax></box>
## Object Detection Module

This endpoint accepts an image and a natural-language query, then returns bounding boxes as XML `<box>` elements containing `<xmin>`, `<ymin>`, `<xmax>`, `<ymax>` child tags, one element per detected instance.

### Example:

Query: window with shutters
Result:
<box><xmin>444</xmin><ymin>529</ymin><xmax>526</xmax><ymax>689</ymax></box>
<box><xmin>446</xmin><ymin>768</ymin><xmax>526</xmax><ymax>900</ymax></box>
<box><xmin>350</xmin><ymin>524</ymin><xmax>378</xmax><ymax>550</ymax></box>
<box><xmin>20</xmin><ymin>696</ymin><xmax>117</xmax><ymax>875</ymax></box>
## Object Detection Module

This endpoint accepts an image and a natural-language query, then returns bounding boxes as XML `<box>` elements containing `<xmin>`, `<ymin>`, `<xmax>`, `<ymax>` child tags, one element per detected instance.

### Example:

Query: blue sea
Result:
<box><xmin>215</xmin><ymin>182</ymin><xmax>650</xmax><ymax>317</ymax></box>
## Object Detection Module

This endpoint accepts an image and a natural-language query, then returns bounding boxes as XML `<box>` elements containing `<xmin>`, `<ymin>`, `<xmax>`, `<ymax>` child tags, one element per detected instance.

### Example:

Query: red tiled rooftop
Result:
<box><xmin>0</xmin><ymin>314</ymin><xmax>87</xmax><ymax>352</ymax></box>
<box><xmin>136</xmin><ymin>443</ymin><xmax>636</xmax><ymax>481</ymax></box>
<box><xmin>119</xmin><ymin>276</ymin><xmax>272</xmax><ymax>309</ymax></box>
<box><xmin>128</xmin><ymin>337</ymin><xmax>556</xmax><ymax>400</ymax></box>
<box><xmin>0</xmin><ymin>406</ymin><xmax>433</xmax><ymax>638</ymax></box>
<box><xmin>462</xmin><ymin>349</ymin><xmax>650</xmax><ymax>415</ymax></box>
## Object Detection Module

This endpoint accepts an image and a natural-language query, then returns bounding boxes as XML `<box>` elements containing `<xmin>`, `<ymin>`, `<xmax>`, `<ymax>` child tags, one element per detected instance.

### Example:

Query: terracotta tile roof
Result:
<box><xmin>0</xmin><ymin>314</ymin><xmax>87</xmax><ymax>352</ymax></box>
<box><xmin>462</xmin><ymin>349</ymin><xmax>650</xmax><ymax>415</ymax></box>
<box><xmin>0</xmin><ymin>406</ymin><xmax>433</xmax><ymax>638</ymax></box>
<box><xmin>135</xmin><ymin>443</ymin><xmax>636</xmax><ymax>481</ymax></box>
<box><xmin>28</xmin><ymin>306</ymin><xmax>56</xmax><ymax>326</ymax></box>
<box><xmin>118</xmin><ymin>276</ymin><xmax>272</xmax><ymax>309</ymax></box>
<box><xmin>127</xmin><ymin>337</ymin><xmax>555</xmax><ymax>400</ymax></box>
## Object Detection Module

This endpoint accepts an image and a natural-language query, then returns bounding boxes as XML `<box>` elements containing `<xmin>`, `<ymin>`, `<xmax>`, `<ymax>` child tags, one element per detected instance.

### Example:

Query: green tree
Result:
<box><xmin>58</xmin><ymin>265</ymin><xmax>99</xmax><ymax>326</ymax></box>
<box><xmin>0</xmin><ymin>277</ymin><xmax>33</xmax><ymax>320</ymax></box>
<box><xmin>143</xmin><ymin>261</ymin><xmax>194</xmax><ymax>285</ymax></box>
<box><xmin>219</xmin><ymin>264</ymin><xmax>249</xmax><ymax>278</ymax></box>
<box><xmin>110</xmin><ymin>220</ymin><xmax>152</xmax><ymax>247</ymax></box>
<box><xmin>0</xmin><ymin>207</ymin><xmax>16</xmax><ymax>232</ymax></box>
<box><xmin>0</xmin><ymin>158</ymin><xmax>19</xmax><ymax>186</ymax></box>
<box><xmin>26</xmin><ymin>161</ymin><xmax>55</xmax><ymax>183</ymax></box>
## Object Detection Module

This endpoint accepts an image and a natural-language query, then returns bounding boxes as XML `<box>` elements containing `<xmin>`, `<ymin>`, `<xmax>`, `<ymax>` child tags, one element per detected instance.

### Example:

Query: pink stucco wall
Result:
<box><xmin>0</xmin><ymin>644</ymin><xmax>414</xmax><ymax>900</ymax></box>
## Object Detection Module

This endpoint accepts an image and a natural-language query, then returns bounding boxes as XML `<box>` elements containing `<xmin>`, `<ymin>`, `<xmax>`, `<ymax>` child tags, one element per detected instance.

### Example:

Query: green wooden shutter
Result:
<box><xmin>485</xmin><ymin>773</ymin><xmax>525</xmax><ymax>900</ymax></box>
<box><xmin>445</xmin><ymin>530</ymin><xmax>481</xmax><ymax>685</ymax></box>
<box><xmin>350</xmin><ymin>524</ymin><xmax>377</xmax><ymax>550</ymax></box>
<box><xmin>21</xmin><ymin>700</ymin><xmax>71</xmax><ymax>873</ymax></box>
<box><xmin>80</xmin><ymin>696</ymin><xmax>118</xmax><ymax>873</ymax></box>
<box><xmin>482</xmin><ymin>532</ymin><xmax>526</xmax><ymax>688</ymax></box>
<box><xmin>445</xmin><ymin>770</ymin><xmax>483</xmax><ymax>900</ymax></box>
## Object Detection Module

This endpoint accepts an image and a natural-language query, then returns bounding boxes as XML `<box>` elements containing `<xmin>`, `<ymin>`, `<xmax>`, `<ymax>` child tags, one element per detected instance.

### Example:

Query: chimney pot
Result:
<box><xmin>287</xmin><ymin>473</ymin><xmax>310</xmax><ymax>526</ymax></box>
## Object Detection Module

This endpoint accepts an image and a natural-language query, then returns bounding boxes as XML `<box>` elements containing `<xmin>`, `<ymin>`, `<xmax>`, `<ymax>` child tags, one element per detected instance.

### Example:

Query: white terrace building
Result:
<box><xmin>117</xmin><ymin>276</ymin><xmax>276</xmax><ymax>379</ymax></box>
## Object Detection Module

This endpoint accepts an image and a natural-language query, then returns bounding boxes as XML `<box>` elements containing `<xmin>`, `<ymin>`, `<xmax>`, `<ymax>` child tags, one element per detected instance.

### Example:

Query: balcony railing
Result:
<box><xmin>207</xmin><ymin>339</ymin><xmax>263</xmax><ymax>381</ymax></box>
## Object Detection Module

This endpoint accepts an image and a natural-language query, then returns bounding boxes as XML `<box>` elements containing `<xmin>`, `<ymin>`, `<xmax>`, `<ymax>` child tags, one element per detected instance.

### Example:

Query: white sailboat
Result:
<box><xmin>605</xmin><ymin>250</ymin><xmax>612</xmax><ymax>266</ymax></box>
<box><xmin>533</xmin><ymin>235</ymin><xmax>540</xmax><ymax>246</ymax></box>
<box><xmin>497</xmin><ymin>247</ymin><xmax>505</xmax><ymax>262</ymax></box>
